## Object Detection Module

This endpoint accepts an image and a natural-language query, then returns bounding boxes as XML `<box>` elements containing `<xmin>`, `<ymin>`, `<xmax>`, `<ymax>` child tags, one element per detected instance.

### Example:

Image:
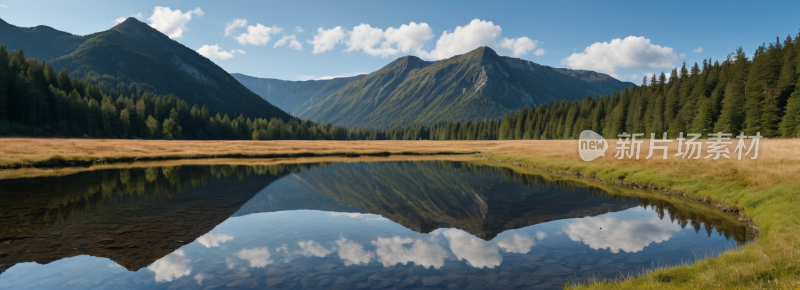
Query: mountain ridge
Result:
<box><xmin>235</xmin><ymin>46</ymin><xmax>635</xmax><ymax>128</ymax></box>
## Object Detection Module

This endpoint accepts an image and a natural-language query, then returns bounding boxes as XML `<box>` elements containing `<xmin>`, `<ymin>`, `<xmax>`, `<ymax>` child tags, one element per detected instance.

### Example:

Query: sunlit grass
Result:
<box><xmin>478</xmin><ymin>139</ymin><xmax>800</xmax><ymax>289</ymax></box>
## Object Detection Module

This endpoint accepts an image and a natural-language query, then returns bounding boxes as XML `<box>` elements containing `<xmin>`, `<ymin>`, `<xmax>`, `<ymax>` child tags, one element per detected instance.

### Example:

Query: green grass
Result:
<box><xmin>478</xmin><ymin>152</ymin><xmax>800</xmax><ymax>289</ymax></box>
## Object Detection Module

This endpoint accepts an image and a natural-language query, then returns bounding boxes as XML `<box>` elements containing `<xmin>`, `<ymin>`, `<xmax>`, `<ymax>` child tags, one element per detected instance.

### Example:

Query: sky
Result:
<box><xmin>1</xmin><ymin>0</ymin><xmax>799</xmax><ymax>82</ymax></box>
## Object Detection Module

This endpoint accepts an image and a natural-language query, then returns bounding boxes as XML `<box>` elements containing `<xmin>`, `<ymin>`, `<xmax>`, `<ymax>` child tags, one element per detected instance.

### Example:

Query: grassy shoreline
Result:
<box><xmin>2</xmin><ymin>138</ymin><xmax>799</xmax><ymax>288</ymax></box>
<box><xmin>477</xmin><ymin>149</ymin><xmax>799</xmax><ymax>289</ymax></box>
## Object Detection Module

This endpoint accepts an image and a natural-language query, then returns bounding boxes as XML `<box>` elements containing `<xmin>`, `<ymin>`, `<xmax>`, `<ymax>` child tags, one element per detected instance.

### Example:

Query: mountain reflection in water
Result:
<box><xmin>0</xmin><ymin>161</ymin><xmax>754</xmax><ymax>289</ymax></box>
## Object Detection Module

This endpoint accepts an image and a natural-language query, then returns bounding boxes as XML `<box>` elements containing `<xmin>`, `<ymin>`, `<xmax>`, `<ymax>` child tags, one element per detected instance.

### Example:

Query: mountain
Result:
<box><xmin>236</xmin><ymin>47</ymin><xmax>634</xmax><ymax>128</ymax></box>
<box><xmin>231</xmin><ymin>73</ymin><xmax>361</xmax><ymax>117</ymax></box>
<box><xmin>0</xmin><ymin>17</ymin><xmax>288</xmax><ymax>120</ymax></box>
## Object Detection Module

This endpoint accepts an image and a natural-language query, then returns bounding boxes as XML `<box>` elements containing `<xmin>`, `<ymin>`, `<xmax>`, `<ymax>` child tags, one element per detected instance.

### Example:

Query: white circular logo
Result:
<box><xmin>578</xmin><ymin>130</ymin><xmax>608</xmax><ymax>161</ymax></box>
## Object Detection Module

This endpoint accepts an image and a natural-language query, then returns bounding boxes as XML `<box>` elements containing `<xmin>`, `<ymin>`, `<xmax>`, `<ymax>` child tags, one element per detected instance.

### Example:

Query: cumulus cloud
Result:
<box><xmin>236</xmin><ymin>247</ymin><xmax>273</xmax><ymax>268</ymax></box>
<box><xmin>196</xmin><ymin>44</ymin><xmax>245</xmax><ymax>60</ymax></box>
<box><xmin>274</xmin><ymin>35</ymin><xmax>303</xmax><ymax>50</ymax></box>
<box><xmin>308</xmin><ymin>22</ymin><xmax>434</xmax><ymax>57</ymax></box>
<box><xmin>298</xmin><ymin>240</ymin><xmax>333</xmax><ymax>257</ymax></box>
<box><xmin>147</xmin><ymin>250</ymin><xmax>192</xmax><ymax>282</ymax></box>
<box><xmin>309</xmin><ymin>26</ymin><xmax>347</xmax><ymax>54</ymax></box>
<box><xmin>372</xmin><ymin>236</ymin><xmax>449</xmax><ymax>269</ymax></box>
<box><xmin>496</xmin><ymin>231</ymin><xmax>546</xmax><ymax>254</ymax></box>
<box><xmin>236</xmin><ymin>23</ymin><xmax>282</xmax><ymax>46</ymax></box>
<box><xmin>497</xmin><ymin>233</ymin><xmax>534</xmax><ymax>254</ymax></box>
<box><xmin>562</xmin><ymin>36</ymin><xmax>679</xmax><ymax>75</ymax></box>
<box><xmin>148</xmin><ymin>6</ymin><xmax>203</xmax><ymax>38</ymax></box>
<box><xmin>197</xmin><ymin>233</ymin><xmax>234</xmax><ymax>248</ymax></box>
<box><xmin>534</xmin><ymin>48</ymin><xmax>546</xmax><ymax>56</ymax></box>
<box><xmin>346</xmin><ymin>23</ymin><xmax>397</xmax><ymax>57</ymax></box>
<box><xmin>225</xmin><ymin>18</ymin><xmax>248</xmax><ymax>37</ymax></box>
<box><xmin>564</xmin><ymin>215</ymin><xmax>681</xmax><ymax>253</ymax></box>
<box><xmin>295</xmin><ymin>26</ymin><xmax>304</xmax><ymax>33</ymax></box>
<box><xmin>336</xmin><ymin>237</ymin><xmax>375</xmax><ymax>266</ymax></box>
<box><xmin>499</xmin><ymin>36</ymin><xmax>537</xmax><ymax>57</ymax></box>
<box><xmin>440</xmin><ymin>229</ymin><xmax>502</xmax><ymax>269</ymax></box>
<box><xmin>307</xmin><ymin>19</ymin><xmax>537</xmax><ymax>59</ymax></box>
<box><xmin>384</xmin><ymin>22</ymin><xmax>435</xmax><ymax>53</ymax></box>
<box><xmin>420</xmin><ymin>19</ymin><xmax>538</xmax><ymax>59</ymax></box>
<box><xmin>114</xmin><ymin>12</ymin><xmax>142</xmax><ymax>24</ymax></box>
<box><xmin>343</xmin><ymin>22</ymin><xmax>435</xmax><ymax>57</ymax></box>
<box><xmin>694</xmin><ymin>47</ymin><xmax>704</xmax><ymax>53</ymax></box>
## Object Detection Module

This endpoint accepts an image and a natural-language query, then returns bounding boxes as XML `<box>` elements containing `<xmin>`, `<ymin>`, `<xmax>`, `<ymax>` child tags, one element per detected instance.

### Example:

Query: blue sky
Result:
<box><xmin>2</xmin><ymin>0</ymin><xmax>799</xmax><ymax>82</ymax></box>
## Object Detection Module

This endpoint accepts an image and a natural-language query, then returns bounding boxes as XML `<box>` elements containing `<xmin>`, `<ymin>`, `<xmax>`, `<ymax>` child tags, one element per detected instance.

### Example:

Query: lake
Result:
<box><xmin>0</xmin><ymin>160</ymin><xmax>754</xmax><ymax>289</ymax></box>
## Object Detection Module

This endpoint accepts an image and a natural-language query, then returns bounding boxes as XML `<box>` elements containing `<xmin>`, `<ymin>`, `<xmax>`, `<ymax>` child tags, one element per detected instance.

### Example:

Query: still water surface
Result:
<box><xmin>0</xmin><ymin>161</ymin><xmax>752</xmax><ymax>289</ymax></box>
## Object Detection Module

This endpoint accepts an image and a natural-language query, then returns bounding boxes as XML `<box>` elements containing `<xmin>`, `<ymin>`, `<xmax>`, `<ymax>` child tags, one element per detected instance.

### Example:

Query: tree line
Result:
<box><xmin>0</xmin><ymin>46</ymin><xmax>350</xmax><ymax>140</ymax></box>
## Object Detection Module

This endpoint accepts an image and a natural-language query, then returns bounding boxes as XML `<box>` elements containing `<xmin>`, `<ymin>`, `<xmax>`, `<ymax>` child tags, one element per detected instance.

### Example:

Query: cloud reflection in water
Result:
<box><xmin>564</xmin><ymin>215</ymin><xmax>681</xmax><ymax>253</ymax></box>
<box><xmin>236</xmin><ymin>247</ymin><xmax>273</xmax><ymax>267</ymax></box>
<box><xmin>147</xmin><ymin>250</ymin><xmax>192</xmax><ymax>282</ymax></box>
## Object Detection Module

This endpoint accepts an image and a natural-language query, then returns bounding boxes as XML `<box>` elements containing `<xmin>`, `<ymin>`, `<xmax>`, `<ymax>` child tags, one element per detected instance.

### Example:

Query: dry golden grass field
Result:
<box><xmin>2</xmin><ymin>137</ymin><xmax>800</xmax><ymax>289</ymax></box>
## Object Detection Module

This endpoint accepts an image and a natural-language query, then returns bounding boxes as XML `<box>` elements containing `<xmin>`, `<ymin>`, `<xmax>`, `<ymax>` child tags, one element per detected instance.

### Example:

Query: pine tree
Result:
<box><xmin>145</xmin><ymin>115</ymin><xmax>159</xmax><ymax>138</ymax></box>
<box><xmin>120</xmin><ymin>109</ymin><xmax>131</xmax><ymax>137</ymax></box>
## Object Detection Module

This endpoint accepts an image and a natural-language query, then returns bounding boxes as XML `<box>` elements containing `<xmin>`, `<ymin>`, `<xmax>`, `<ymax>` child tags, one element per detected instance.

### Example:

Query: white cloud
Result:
<box><xmin>148</xmin><ymin>6</ymin><xmax>203</xmax><ymax>38</ymax></box>
<box><xmin>497</xmin><ymin>233</ymin><xmax>535</xmax><ymax>254</ymax></box>
<box><xmin>336</xmin><ymin>237</ymin><xmax>375</xmax><ymax>266</ymax></box>
<box><xmin>346</xmin><ymin>23</ymin><xmax>398</xmax><ymax>57</ymax></box>
<box><xmin>496</xmin><ymin>231</ymin><xmax>546</xmax><ymax>254</ymax></box>
<box><xmin>563</xmin><ymin>215</ymin><xmax>681</xmax><ymax>253</ymax></box>
<box><xmin>383</xmin><ymin>22</ymin><xmax>434</xmax><ymax>53</ymax></box>
<box><xmin>236</xmin><ymin>23</ymin><xmax>282</xmax><ymax>46</ymax></box>
<box><xmin>297</xmin><ymin>240</ymin><xmax>333</xmax><ymax>257</ymax></box>
<box><xmin>311</xmin><ymin>22</ymin><xmax>434</xmax><ymax>57</ymax></box>
<box><xmin>694</xmin><ymin>47</ymin><xmax>703</xmax><ymax>53</ymax></box>
<box><xmin>307</xmin><ymin>19</ymin><xmax>536</xmax><ymax>59</ymax></box>
<box><xmin>194</xmin><ymin>273</ymin><xmax>206</xmax><ymax>285</ymax></box>
<box><xmin>196</xmin><ymin>44</ymin><xmax>244</xmax><ymax>60</ymax></box>
<box><xmin>562</xmin><ymin>36</ymin><xmax>679</xmax><ymax>75</ymax></box>
<box><xmin>440</xmin><ymin>229</ymin><xmax>501</xmax><ymax>269</ymax></box>
<box><xmin>225</xmin><ymin>18</ymin><xmax>248</xmax><ymax>37</ymax></box>
<box><xmin>295</xmin><ymin>26</ymin><xmax>305</xmax><ymax>33</ymax></box>
<box><xmin>274</xmin><ymin>35</ymin><xmax>303</xmax><ymax>50</ymax></box>
<box><xmin>534</xmin><ymin>48</ymin><xmax>546</xmax><ymax>56</ymax></box>
<box><xmin>197</xmin><ymin>233</ymin><xmax>234</xmax><ymax>248</ymax></box>
<box><xmin>236</xmin><ymin>247</ymin><xmax>273</xmax><ymax>268</ymax></box>
<box><xmin>419</xmin><ymin>19</ymin><xmax>538</xmax><ymax>60</ymax></box>
<box><xmin>309</xmin><ymin>26</ymin><xmax>347</xmax><ymax>54</ymax></box>
<box><xmin>114</xmin><ymin>12</ymin><xmax>142</xmax><ymax>24</ymax></box>
<box><xmin>372</xmin><ymin>236</ymin><xmax>449</xmax><ymax>269</ymax></box>
<box><xmin>499</xmin><ymin>36</ymin><xmax>538</xmax><ymax>57</ymax></box>
<box><xmin>147</xmin><ymin>250</ymin><xmax>192</xmax><ymax>282</ymax></box>
<box><xmin>0</xmin><ymin>4</ymin><xmax>6</xmax><ymax>8</ymax></box>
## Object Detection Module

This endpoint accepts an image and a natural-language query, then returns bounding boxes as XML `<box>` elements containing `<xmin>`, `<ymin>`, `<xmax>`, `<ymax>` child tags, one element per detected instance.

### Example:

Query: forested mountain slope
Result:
<box><xmin>0</xmin><ymin>17</ymin><xmax>287</xmax><ymax>119</ymax></box>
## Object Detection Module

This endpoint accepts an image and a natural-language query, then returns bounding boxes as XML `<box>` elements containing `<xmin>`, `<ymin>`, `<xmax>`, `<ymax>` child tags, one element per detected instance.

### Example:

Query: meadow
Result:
<box><xmin>1</xmin><ymin>137</ymin><xmax>799</xmax><ymax>288</ymax></box>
